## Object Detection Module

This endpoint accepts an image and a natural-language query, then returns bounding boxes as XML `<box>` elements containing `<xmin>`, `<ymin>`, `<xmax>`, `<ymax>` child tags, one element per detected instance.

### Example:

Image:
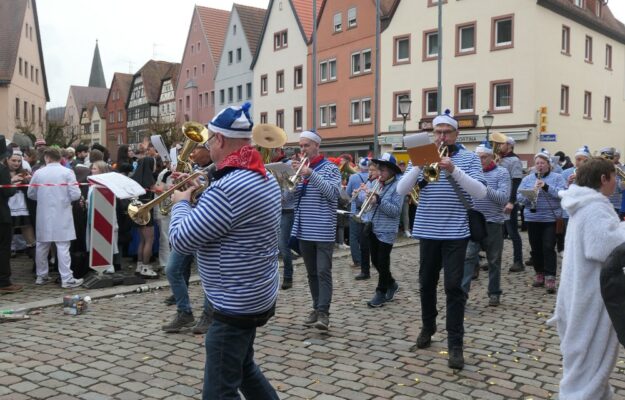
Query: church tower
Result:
<box><xmin>88</xmin><ymin>40</ymin><xmax>107</xmax><ymax>88</ymax></box>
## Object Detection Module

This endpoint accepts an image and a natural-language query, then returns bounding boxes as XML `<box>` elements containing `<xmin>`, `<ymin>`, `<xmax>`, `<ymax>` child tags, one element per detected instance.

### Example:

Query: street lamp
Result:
<box><xmin>398</xmin><ymin>96</ymin><xmax>412</xmax><ymax>148</ymax></box>
<box><xmin>482</xmin><ymin>111</ymin><xmax>494</xmax><ymax>143</ymax></box>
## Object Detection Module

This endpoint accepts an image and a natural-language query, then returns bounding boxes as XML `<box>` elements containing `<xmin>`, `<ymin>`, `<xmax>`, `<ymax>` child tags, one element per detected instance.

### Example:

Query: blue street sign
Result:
<box><xmin>539</xmin><ymin>134</ymin><xmax>557</xmax><ymax>142</ymax></box>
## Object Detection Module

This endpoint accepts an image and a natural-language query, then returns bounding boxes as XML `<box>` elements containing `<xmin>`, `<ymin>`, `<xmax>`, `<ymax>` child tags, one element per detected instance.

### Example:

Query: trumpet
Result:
<box><xmin>285</xmin><ymin>156</ymin><xmax>309</xmax><ymax>192</ymax></box>
<box><xmin>422</xmin><ymin>143</ymin><xmax>449</xmax><ymax>182</ymax></box>
<box><xmin>352</xmin><ymin>178</ymin><xmax>381</xmax><ymax>223</ymax></box>
<box><xmin>409</xmin><ymin>186</ymin><xmax>420</xmax><ymax>206</ymax></box>
<box><xmin>159</xmin><ymin>121</ymin><xmax>209</xmax><ymax>216</ymax></box>
<box><xmin>128</xmin><ymin>164</ymin><xmax>217</xmax><ymax>225</ymax></box>
<box><xmin>529</xmin><ymin>172</ymin><xmax>542</xmax><ymax>213</ymax></box>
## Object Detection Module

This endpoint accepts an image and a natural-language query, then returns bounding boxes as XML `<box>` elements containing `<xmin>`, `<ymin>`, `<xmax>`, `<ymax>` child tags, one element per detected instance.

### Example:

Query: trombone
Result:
<box><xmin>422</xmin><ymin>143</ymin><xmax>449</xmax><ymax>182</ymax></box>
<box><xmin>128</xmin><ymin>164</ymin><xmax>217</xmax><ymax>225</ymax></box>
<box><xmin>352</xmin><ymin>178</ymin><xmax>381</xmax><ymax>223</ymax></box>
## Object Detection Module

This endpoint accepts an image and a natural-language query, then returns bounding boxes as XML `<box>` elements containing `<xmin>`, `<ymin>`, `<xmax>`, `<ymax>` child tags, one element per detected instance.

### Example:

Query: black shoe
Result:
<box><xmin>524</xmin><ymin>259</ymin><xmax>534</xmax><ymax>266</ymax></box>
<box><xmin>163</xmin><ymin>295</ymin><xmax>176</xmax><ymax>306</ymax></box>
<box><xmin>488</xmin><ymin>294</ymin><xmax>500</xmax><ymax>307</ymax></box>
<box><xmin>367</xmin><ymin>291</ymin><xmax>386</xmax><ymax>308</ymax></box>
<box><xmin>191</xmin><ymin>311</ymin><xmax>212</xmax><ymax>334</ymax></box>
<box><xmin>479</xmin><ymin>264</ymin><xmax>488</xmax><ymax>271</ymax></box>
<box><xmin>416</xmin><ymin>327</ymin><xmax>435</xmax><ymax>349</ymax></box>
<box><xmin>304</xmin><ymin>310</ymin><xmax>318</xmax><ymax>326</ymax></box>
<box><xmin>448</xmin><ymin>347</ymin><xmax>464</xmax><ymax>370</ymax></box>
<box><xmin>509</xmin><ymin>261</ymin><xmax>525</xmax><ymax>272</ymax></box>
<box><xmin>281</xmin><ymin>279</ymin><xmax>293</xmax><ymax>290</ymax></box>
<box><xmin>161</xmin><ymin>311</ymin><xmax>195</xmax><ymax>333</ymax></box>
<box><xmin>315</xmin><ymin>312</ymin><xmax>329</xmax><ymax>330</ymax></box>
<box><xmin>385</xmin><ymin>282</ymin><xmax>399</xmax><ymax>302</ymax></box>
<box><xmin>355</xmin><ymin>273</ymin><xmax>370</xmax><ymax>280</ymax></box>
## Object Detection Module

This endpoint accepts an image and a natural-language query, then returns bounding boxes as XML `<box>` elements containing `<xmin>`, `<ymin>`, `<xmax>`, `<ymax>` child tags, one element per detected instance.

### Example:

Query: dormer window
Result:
<box><xmin>234</xmin><ymin>24</ymin><xmax>237</xmax><ymax>35</ymax></box>
<box><xmin>574</xmin><ymin>0</ymin><xmax>584</xmax><ymax>8</ymax></box>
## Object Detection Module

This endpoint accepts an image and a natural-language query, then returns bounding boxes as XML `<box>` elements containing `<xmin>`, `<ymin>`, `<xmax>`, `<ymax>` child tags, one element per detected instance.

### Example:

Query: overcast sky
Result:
<box><xmin>38</xmin><ymin>0</ymin><xmax>625</xmax><ymax>108</ymax></box>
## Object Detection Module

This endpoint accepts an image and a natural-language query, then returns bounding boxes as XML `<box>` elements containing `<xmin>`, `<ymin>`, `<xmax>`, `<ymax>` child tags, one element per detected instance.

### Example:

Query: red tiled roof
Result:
<box><xmin>234</xmin><ymin>3</ymin><xmax>267</xmax><ymax>59</ymax></box>
<box><xmin>196</xmin><ymin>6</ymin><xmax>231</xmax><ymax>63</ymax></box>
<box><xmin>291</xmin><ymin>0</ymin><xmax>323</xmax><ymax>40</ymax></box>
<box><xmin>0</xmin><ymin>0</ymin><xmax>27</xmax><ymax>83</ymax></box>
<box><xmin>110</xmin><ymin>72</ymin><xmax>133</xmax><ymax>106</ymax></box>
<box><xmin>70</xmin><ymin>86</ymin><xmax>109</xmax><ymax>114</ymax></box>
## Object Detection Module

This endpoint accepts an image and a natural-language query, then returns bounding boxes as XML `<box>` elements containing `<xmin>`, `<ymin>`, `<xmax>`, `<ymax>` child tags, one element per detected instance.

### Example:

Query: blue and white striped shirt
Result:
<box><xmin>169</xmin><ymin>169</ymin><xmax>281</xmax><ymax>316</ymax></box>
<box><xmin>474</xmin><ymin>166</ymin><xmax>510</xmax><ymax>224</ymax></box>
<box><xmin>609</xmin><ymin>174</ymin><xmax>623</xmax><ymax>210</ymax></box>
<box><xmin>517</xmin><ymin>171</ymin><xmax>565</xmax><ymax>222</ymax></box>
<box><xmin>291</xmin><ymin>159</ymin><xmax>342</xmax><ymax>242</ymax></box>
<box><xmin>560</xmin><ymin>167</ymin><xmax>575</xmax><ymax>218</ymax></box>
<box><xmin>411</xmin><ymin>148</ymin><xmax>486</xmax><ymax>240</ymax></box>
<box><xmin>370</xmin><ymin>179</ymin><xmax>402</xmax><ymax>244</ymax></box>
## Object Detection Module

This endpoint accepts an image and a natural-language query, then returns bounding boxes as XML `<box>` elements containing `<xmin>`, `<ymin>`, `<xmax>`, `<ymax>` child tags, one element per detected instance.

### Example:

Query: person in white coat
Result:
<box><xmin>548</xmin><ymin>157</ymin><xmax>625</xmax><ymax>400</ymax></box>
<box><xmin>28</xmin><ymin>148</ymin><xmax>84</xmax><ymax>288</ymax></box>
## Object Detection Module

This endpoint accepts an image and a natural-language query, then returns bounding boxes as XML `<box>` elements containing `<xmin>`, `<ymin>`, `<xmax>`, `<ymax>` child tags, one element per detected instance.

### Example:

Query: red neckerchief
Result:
<box><xmin>302</xmin><ymin>154</ymin><xmax>325</xmax><ymax>185</ymax></box>
<box><xmin>483</xmin><ymin>161</ymin><xmax>497</xmax><ymax>172</ymax></box>
<box><xmin>218</xmin><ymin>145</ymin><xmax>267</xmax><ymax>178</ymax></box>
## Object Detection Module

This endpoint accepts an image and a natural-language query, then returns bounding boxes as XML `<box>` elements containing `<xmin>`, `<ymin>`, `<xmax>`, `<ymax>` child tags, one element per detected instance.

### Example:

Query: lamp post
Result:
<box><xmin>398</xmin><ymin>96</ymin><xmax>412</xmax><ymax>148</ymax></box>
<box><xmin>482</xmin><ymin>111</ymin><xmax>494</xmax><ymax>143</ymax></box>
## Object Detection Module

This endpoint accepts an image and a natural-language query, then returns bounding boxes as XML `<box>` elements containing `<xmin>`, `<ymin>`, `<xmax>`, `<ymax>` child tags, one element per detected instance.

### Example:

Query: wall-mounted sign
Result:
<box><xmin>539</xmin><ymin>133</ymin><xmax>557</xmax><ymax>142</ymax></box>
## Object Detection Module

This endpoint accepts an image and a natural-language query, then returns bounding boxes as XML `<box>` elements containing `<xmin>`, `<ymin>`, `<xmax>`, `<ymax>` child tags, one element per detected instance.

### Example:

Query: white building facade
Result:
<box><xmin>159</xmin><ymin>78</ymin><xmax>176</xmax><ymax>124</ymax></box>
<box><xmin>380</xmin><ymin>0</ymin><xmax>625</xmax><ymax>161</ymax></box>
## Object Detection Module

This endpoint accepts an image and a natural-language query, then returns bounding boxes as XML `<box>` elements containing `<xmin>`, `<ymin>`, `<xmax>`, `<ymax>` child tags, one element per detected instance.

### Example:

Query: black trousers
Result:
<box><xmin>527</xmin><ymin>221</ymin><xmax>557</xmax><ymax>276</ymax></box>
<box><xmin>368</xmin><ymin>231</ymin><xmax>394</xmax><ymax>293</ymax></box>
<box><xmin>0</xmin><ymin>223</ymin><xmax>13</xmax><ymax>287</ymax></box>
<box><xmin>360</xmin><ymin>226</ymin><xmax>371</xmax><ymax>275</ymax></box>
<box><xmin>419</xmin><ymin>238</ymin><xmax>469</xmax><ymax>348</ymax></box>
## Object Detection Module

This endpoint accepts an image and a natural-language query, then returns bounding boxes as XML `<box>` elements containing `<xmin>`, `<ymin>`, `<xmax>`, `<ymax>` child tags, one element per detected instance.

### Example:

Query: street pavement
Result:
<box><xmin>1</xmin><ymin>235</ymin><xmax>625</xmax><ymax>400</ymax></box>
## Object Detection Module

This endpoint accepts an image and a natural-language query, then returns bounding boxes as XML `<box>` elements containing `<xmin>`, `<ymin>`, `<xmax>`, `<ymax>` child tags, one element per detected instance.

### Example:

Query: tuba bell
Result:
<box><xmin>490</xmin><ymin>132</ymin><xmax>508</xmax><ymax>163</ymax></box>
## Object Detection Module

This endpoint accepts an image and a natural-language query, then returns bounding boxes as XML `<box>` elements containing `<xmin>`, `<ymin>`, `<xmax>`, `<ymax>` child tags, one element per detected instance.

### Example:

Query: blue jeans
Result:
<box><xmin>279</xmin><ymin>211</ymin><xmax>294</xmax><ymax>280</ymax></box>
<box><xmin>203</xmin><ymin>319</ymin><xmax>278</xmax><ymax>400</ymax></box>
<box><xmin>462</xmin><ymin>223</ymin><xmax>504</xmax><ymax>297</ymax></box>
<box><xmin>166</xmin><ymin>249</ymin><xmax>208</xmax><ymax>314</ymax></box>
<box><xmin>349</xmin><ymin>218</ymin><xmax>363</xmax><ymax>266</ymax></box>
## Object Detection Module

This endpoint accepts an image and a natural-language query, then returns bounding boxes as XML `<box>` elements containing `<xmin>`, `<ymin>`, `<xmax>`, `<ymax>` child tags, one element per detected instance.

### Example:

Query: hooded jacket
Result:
<box><xmin>548</xmin><ymin>184</ymin><xmax>625</xmax><ymax>400</ymax></box>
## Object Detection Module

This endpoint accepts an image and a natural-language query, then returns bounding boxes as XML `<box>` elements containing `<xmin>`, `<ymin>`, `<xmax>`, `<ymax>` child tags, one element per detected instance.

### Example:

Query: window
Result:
<box><xmin>351</xmin><ymin>100</ymin><xmax>361</xmax><ymax>123</ymax></box>
<box><xmin>237</xmin><ymin>85</ymin><xmax>242</xmax><ymax>101</ymax></box>
<box><xmin>19</xmin><ymin>58</ymin><xmax>22</xmax><ymax>75</ymax></box>
<box><xmin>109</xmin><ymin>112</ymin><xmax>114</xmax><ymax>123</ymax></box>
<box><xmin>276</xmin><ymin>110</ymin><xmax>284</xmax><ymax>128</ymax></box>
<box><xmin>392</xmin><ymin>92</ymin><xmax>411</xmax><ymax>120</ymax></box>
<box><xmin>606</xmin><ymin>44</ymin><xmax>612</xmax><ymax>69</ymax></box>
<box><xmin>362</xmin><ymin>99</ymin><xmax>371</xmax><ymax>122</ymax></box>
<box><xmin>29</xmin><ymin>26</ymin><xmax>32</xmax><ymax>40</ymax></box>
<box><xmin>24</xmin><ymin>61</ymin><xmax>28</xmax><ymax>78</ymax></box>
<box><xmin>118</xmin><ymin>110</ymin><xmax>122</xmax><ymax>122</ymax></box>
<box><xmin>185</xmin><ymin>95</ymin><xmax>190</xmax><ymax>110</ymax></box>
<box><xmin>585</xmin><ymin>36</ymin><xmax>593</xmax><ymax>62</ymax></box>
<box><xmin>219</xmin><ymin>89</ymin><xmax>225</xmax><ymax>104</ymax></box>
<box><xmin>23</xmin><ymin>101</ymin><xmax>28</xmax><ymax>121</ymax></box>
<box><xmin>202</xmin><ymin>64</ymin><xmax>205</xmax><ymax>74</ymax></box>
<box><xmin>191</xmin><ymin>44</ymin><xmax>194</xmax><ymax>53</ymax></box>
<box><xmin>193</xmin><ymin>66</ymin><xmax>197</xmax><ymax>77</ymax></box>
<box><xmin>38</xmin><ymin>107</ymin><xmax>41</xmax><ymax>125</ymax></box>
<box><xmin>236</xmin><ymin>48</ymin><xmax>241</xmax><ymax>62</ymax></box>
<box><xmin>294</xmin><ymin>66</ymin><xmax>303</xmax><ymax>88</ymax></box>
<box><xmin>186</xmin><ymin>69</ymin><xmax>189</xmax><ymax>79</ymax></box>
<box><xmin>274</xmin><ymin>30</ymin><xmax>288</xmax><ymax>50</ymax></box>
<box><xmin>197</xmin><ymin>42</ymin><xmax>201</xmax><ymax>52</ymax></box>
<box><xmin>25</xmin><ymin>23</ymin><xmax>28</xmax><ymax>37</ymax></box>
<box><xmin>94</xmin><ymin>122</ymin><xmax>100</xmax><ymax>133</ymax></box>
<box><xmin>211</xmin><ymin>91</ymin><xmax>215</xmax><ymax>106</ymax></box>
<box><xmin>457</xmin><ymin>23</ymin><xmax>476</xmax><ymax>55</ymax></box>
<box><xmin>233</xmin><ymin>24</ymin><xmax>237</xmax><ymax>35</ymax></box>
<box><xmin>15</xmin><ymin>98</ymin><xmax>19</xmax><ymax>119</ymax></box>
<box><xmin>362</xmin><ymin>50</ymin><xmax>371</xmax><ymax>72</ymax></box>
<box><xmin>320</xmin><ymin>59</ymin><xmax>337</xmax><ymax>82</ymax></box>
<box><xmin>575</xmin><ymin>0</ymin><xmax>584</xmax><ymax>7</ymax></box>
<box><xmin>560</xmin><ymin>85</ymin><xmax>569</xmax><ymax>115</ymax></box>
<box><xmin>246</xmin><ymin>83</ymin><xmax>252</xmax><ymax>99</ymax></box>
<box><xmin>228</xmin><ymin>51</ymin><xmax>233</xmax><ymax>64</ymax></box>
<box><xmin>491</xmin><ymin>80</ymin><xmax>513</xmax><ymax>113</ymax></box>
<box><xmin>350</xmin><ymin>98</ymin><xmax>371</xmax><ymax>124</ymax></box>
<box><xmin>228</xmin><ymin>87</ymin><xmax>233</xmax><ymax>103</ymax></box>
<box><xmin>455</xmin><ymin>84</ymin><xmax>475</xmax><ymax>115</ymax></box>
<box><xmin>294</xmin><ymin>107</ymin><xmax>303</xmax><ymax>131</ymax></box>
<box><xmin>320</xmin><ymin>106</ymin><xmax>328</xmax><ymax>126</ymax></box>
<box><xmin>596</xmin><ymin>1</ymin><xmax>601</xmax><ymax>17</ymax></box>
<box><xmin>561</xmin><ymin>25</ymin><xmax>570</xmax><ymax>55</ymax></box>
<box><xmin>329</xmin><ymin>104</ymin><xmax>337</xmax><ymax>126</ymax></box>
<box><xmin>276</xmin><ymin>70</ymin><xmax>284</xmax><ymax>92</ymax></box>
<box><xmin>334</xmin><ymin>13</ymin><xmax>342</xmax><ymax>32</ymax></box>
<box><xmin>31</xmin><ymin>104</ymin><xmax>34</xmax><ymax>124</ymax></box>
<box><xmin>35</xmin><ymin>68</ymin><xmax>39</xmax><ymax>84</ymax></box>
<box><xmin>30</xmin><ymin>65</ymin><xmax>33</xmax><ymax>81</ymax></box>
<box><xmin>260</xmin><ymin>75</ymin><xmax>268</xmax><ymax>95</ymax></box>
<box><xmin>424</xmin><ymin>30</ymin><xmax>439</xmax><ymax>60</ymax></box>
<box><xmin>584</xmin><ymin>91</ymin><xmax>592</xmax><ymax>118</ymax></box>
<box><xmin>260</xmin><ymin>112</ymin><xmax>267</xmax><ymax>124</ymax></box>
<box><xmin>351</xmin><ymin>52</ymin><xmax>361</xmax><ymax>75</ymax></box>
<box><xmin>348</xmin><ymin>7</ymin><xmax>357</xmax><ymax>28</ymax></box>
<box><xmin>423</xmin><ymin>89</ymin><xmax>438</xmax><ymax>116</ymax></box>
<box><xmin>492</xmin><ymin>15</ymin><xmax>514</xmax><ymax>50</ymax></box>
<box><xmin>604</xmin><ymin>96</ymin><xmax>611</xmax><ymax>122</ymax></box>
<box><xmin>395</xmin><ymin>35</ymin><xmax>410</xmax><ymax>64</ymax></box>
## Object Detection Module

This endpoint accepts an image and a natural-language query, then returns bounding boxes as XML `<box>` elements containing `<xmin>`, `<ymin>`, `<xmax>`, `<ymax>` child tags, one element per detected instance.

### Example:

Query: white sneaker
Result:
<box><xmin>339</xmin><ymin>244</ymin><xmax>350</xmax><ymax>250</ymax></box>
<box><xmin>62</xmin><ymin>278</ymin><xmax>84</xmax><ymax>288</ymax></box>
<box><xmin>135</xmin><ymin>262</ymin><xmax>144</xmax><ymax>273</ymax></box>
<box><xmin>139</xmin><ymin>265</ymin><xmax>158</xmax><ymax>278</ymax></box>
<box><xmin>404</xmin><ymin>230</ymin><xmax>411</xmax><ymax>238</ymax></box>
<box><xmin>103</xmin><ymin>266</ymin><xmax>115</xmax><ymax>274</ymax></box>
<box><xmin>35</xmin><ymin>275</ymin><xmax>50</xmax><ymax>285</ymax></box>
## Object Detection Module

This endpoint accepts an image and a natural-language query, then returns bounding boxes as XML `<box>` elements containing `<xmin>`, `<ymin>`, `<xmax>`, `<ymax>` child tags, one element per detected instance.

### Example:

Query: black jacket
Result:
<box><xmin>0</xmin><ymin>163</ymin><xmax>16</xmax><ymax>224</ymax></box>
<box><xmin>600</xmin><ymin>242</ymin><xmax>625</xmax><ymax>348</ymax></box>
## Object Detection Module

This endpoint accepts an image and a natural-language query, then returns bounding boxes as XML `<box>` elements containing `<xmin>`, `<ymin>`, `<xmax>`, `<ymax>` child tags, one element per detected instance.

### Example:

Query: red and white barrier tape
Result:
<box><xmin>0</xmin><ymin>181</ymin><xmax>164</xmax><ymax>194</ymax></box>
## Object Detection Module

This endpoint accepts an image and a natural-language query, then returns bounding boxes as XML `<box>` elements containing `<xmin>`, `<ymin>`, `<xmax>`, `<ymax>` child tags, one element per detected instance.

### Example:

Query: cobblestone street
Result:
<box><xmin>1</xmin><ymin>236</ymin><xmax>625</xmax><ymax>400</ymax></box>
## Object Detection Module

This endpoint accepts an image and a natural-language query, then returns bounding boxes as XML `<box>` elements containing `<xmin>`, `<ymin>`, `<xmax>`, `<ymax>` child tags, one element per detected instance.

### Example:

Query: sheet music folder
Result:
<box><xmin>403</xmin><ymin>132</ymin><xmax>441</xmax><ymax>167</ymax></box>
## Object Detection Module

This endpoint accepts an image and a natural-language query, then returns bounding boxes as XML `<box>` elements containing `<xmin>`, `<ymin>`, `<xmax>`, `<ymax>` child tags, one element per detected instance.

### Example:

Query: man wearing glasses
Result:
<box><xmin>397</xmin><ymin>110</ymin><xmax>487</xmax><ymax>369</ymax></box>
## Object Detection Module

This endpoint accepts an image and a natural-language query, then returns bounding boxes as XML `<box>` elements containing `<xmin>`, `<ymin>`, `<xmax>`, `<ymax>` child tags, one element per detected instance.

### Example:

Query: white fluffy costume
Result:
<box><xmin>548</xmin><ymin>184</ymin><xmax>625</xmax><ymax>400</ymax></box>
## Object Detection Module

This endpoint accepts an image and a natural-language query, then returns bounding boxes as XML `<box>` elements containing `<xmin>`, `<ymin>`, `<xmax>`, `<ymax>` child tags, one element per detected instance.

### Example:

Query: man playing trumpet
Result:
<box><xmin>290</xmin><ymin>130</ymin><xmax>341</xmax><ymax>331</ymax></box>
<box><xmin>397</xmin><ymin>110</ymin><xmax>487</xmax><ymax>370</ymax></box>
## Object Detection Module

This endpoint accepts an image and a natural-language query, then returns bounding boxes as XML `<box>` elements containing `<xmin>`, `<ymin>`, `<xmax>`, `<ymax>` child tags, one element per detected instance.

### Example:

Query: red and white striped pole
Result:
<box><xmin>89</xmin><ymin>186</ymin><xmax>115</xmax><ymax>272</ymax></box>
